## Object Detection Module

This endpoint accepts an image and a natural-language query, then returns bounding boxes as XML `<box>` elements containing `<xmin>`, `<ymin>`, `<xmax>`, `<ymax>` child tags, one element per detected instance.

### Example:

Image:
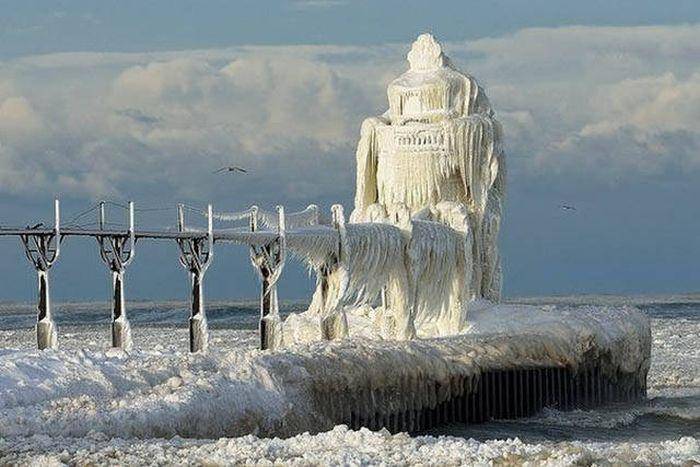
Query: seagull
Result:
<box><xmin>560</xmin><ymin>204</ymin><xmax>577</xmax><ymax>211</ymax></box>
<box><xmin>213</xmin><ymin>166</ymin><xmax>248</xmax><ymax>174</ymax></box>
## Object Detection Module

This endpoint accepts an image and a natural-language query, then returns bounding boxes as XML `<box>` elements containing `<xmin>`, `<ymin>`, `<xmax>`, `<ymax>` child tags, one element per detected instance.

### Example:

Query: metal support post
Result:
<box><xmin>177</xmin><ymin>204</ymin><xmax>214</xmax><ymax>352</ymax></box>
<box><xmin>250</xmin><ymin>206</ymin><xmax>286</xmax><ymax>350</ymax></box>
<box><xmin>19</xmin><ymin>200</ymin><xmax>61</xmax><ymax>350</ymax></box>
<box><xmin>96</xmin><ymin>201</ymin><xmax>136</xmax><ymax>350</ymax></box>
<box><xmin>20</xmin><ymin>200</ymin><xmax>62</xmax><ymax>350</ymax></box>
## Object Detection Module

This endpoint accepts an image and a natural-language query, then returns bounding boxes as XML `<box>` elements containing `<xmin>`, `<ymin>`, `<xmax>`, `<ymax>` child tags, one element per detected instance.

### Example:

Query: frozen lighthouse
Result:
<box><xmin>271</xmin><ymin>37</ymin><xmax>649</xmax><ymax>433</ymax></box>
<box><xmin>278</xmin><ymin>34</ymin><xmax>507</xmax><ymax>344</ymax></box>
<box><xmin>352</xmin><ymin>33</ymin><xmax>505</xmax><ymax>302</ymax></box>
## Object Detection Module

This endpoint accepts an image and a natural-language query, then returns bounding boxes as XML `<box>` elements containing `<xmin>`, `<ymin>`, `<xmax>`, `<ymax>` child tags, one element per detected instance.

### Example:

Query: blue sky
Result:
<box><xmin>1</xmin><ymin>0</ymin><xmax>699</xmax><ymax>56</ymax></box>
<box><xmin>0</xmin><ymin>1</ymin><xmax>699</xmax><ymax>302</ymax></box>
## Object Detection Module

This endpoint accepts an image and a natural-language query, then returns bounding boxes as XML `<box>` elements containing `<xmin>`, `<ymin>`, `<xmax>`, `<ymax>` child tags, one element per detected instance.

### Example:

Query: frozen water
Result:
<box><xmin>1</xmin><ymin>426</ymin><xmax>697</xmax><ymax>466</ymax></box>
<box><xmin>0</xmin><ymin>296</ymin><xmax>696</xmax><ymax>465</ymax></box>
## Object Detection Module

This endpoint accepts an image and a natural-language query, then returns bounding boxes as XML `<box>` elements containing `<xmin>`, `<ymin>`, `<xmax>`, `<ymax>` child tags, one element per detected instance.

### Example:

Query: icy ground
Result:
<box><xmin>0</xmin><ymin>298</ymin><xmax>698</xmax><ymax>466</ymax></box>
<box><xmin>3</xmin><ymin>426</ymin><xmax>697</xmax><ymax>466</ymax></box>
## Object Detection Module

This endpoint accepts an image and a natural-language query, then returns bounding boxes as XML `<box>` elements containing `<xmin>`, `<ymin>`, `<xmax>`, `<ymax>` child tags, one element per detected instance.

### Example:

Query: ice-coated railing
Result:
<box><xmin>0</xmin><ymin>199</ymin><xmax>344</xmax><ymax>352</ymax></box>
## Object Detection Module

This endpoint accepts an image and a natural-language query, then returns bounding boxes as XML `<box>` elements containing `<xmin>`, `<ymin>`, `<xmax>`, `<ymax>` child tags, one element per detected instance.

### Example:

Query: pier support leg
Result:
<box><xmin>249</xmin><ymin>206</ymin><xmax>287</xmax><ymax>350</ymax></box>
<box><xmin>97</xmin><ymin>201</ymin><xmax>136</xmax><ymax>351</ymax></box>
<box><xmin>35</xmin><ymin>269</ymin><xmax>57</xmax><ymax>350</ymax></box>
<box><xmin>111</xmin><ymin>270</ymin><xmax>133</xmax><ymax>350</ymax></box>
<box><xmin>260</xmin><ymin>278</ymin><xmax>271</xmax><ymax>349</ymax></box>
<box><xmin>189</xmin><ymin>270</ymin><xmax>208</xmax><ymax>353</ymax></box>
<box><xmin>259</xmin><ymin>276</ymin><xmax>282</xmax><ymax>350</ymax></box>
<box><xmin>177</xmin><ymin>204</ymin><xmax>214</xmax><ymax>353</ymax></box>
<box><xmin>21</xmin><ymin>200</ymin><xmax>62</xmax><ymax>350</ymax></box>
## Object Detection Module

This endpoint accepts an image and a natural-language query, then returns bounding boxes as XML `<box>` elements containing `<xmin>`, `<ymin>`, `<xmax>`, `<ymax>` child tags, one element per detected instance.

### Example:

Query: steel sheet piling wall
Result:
<box><xmin>322</xmin><ymin>362</ymin><xmax>646</xmax><ymax>435</ymax></box>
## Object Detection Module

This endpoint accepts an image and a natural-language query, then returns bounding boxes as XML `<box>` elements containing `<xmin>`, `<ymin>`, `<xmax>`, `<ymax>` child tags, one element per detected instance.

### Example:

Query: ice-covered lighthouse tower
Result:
<box><xmin>351</xmin><ymin>33</ymin><xmax>506</xmax><ymax>301</ymax></box>
<box><xmin>279</xmin><ymin>34</ymin><xmax>506</xmax><ymax>345</ymax></box>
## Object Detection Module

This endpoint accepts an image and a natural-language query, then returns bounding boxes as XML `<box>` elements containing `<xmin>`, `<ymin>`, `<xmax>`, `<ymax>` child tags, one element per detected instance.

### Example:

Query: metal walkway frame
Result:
<box><xmin>1</xmin><ymin>200</ymin><xmax>340</xmax><ymax>352</ymax></box>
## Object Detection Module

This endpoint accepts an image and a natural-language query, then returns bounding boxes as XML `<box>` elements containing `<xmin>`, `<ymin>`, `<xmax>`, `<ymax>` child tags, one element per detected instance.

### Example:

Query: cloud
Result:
<box><xmin>0</xmin><ymin>96</ymin><xmax>44</xmax><ymax>139</ymax></box>
<box><xmin>447</xmin><ymin>25</ymin><xmax>700</xmax><ymax>179</ymax></box>
<box><xmin>0</xmin><ymin>48</ymin><xmax>381</xmax><ymax>202</ymax></box>
<box><xmin>0</xmin><ymin>24</ymin><xmax>698</xmax><ymax>204</ymax></box>
<box><xmin>539</xmin><ymin>71</ymin><xmax>700</xmax><ymax>178</ymax></box>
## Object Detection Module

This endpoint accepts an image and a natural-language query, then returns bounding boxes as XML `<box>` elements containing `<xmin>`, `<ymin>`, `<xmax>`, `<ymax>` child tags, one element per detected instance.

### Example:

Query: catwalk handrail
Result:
<box><xmin>0</xmin><ymin>226</ymin><xmax>336</xmax><ymax>245</ymax></box>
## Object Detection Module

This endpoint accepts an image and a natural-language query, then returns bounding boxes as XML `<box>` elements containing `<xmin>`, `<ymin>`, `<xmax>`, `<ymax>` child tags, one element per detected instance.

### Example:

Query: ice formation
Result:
<box><xmin>3</xmin><ymin>426</ymin><xmax>696</xmax><ymax>466</ymax></box>
<box><xmin>1</xmin><ymin>296</ymin><xmax>692</xmax><ymax>463</ymax></box>
<box><xmin>277</xmin><ymin>33</ymin><xmax>505</xmax><ymax>346</ymax></box>
<box><xmin>0</xmin><ymin>303</ymin><xmax>653</xmax><ymax>441</ymax></box>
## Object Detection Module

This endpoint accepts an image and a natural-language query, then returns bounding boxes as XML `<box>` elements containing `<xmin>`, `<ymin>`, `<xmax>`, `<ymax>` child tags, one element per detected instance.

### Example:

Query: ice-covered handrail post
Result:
<box><xmin>176</xmin><ymin>204</ymin><xmax>214</xmax><ymax>353</ymax></box>
<box><xmin>95</xmin><ymin>201</ymin><xmax>136</xmax><ymax>350</ymax></box>
<box><xmin>320</xmin><ymin>204</ymin><xmax>349</xmax><ymax>340</ymax></box>
<box><xmin>19</xmin><ymin>199</ymin><xmax>61</xmax><ymax>350</ymax></box>
<box><xmin>249</xmin><ymin>206</ymin><xmax>287</xmax><ymax>350</ymax></box>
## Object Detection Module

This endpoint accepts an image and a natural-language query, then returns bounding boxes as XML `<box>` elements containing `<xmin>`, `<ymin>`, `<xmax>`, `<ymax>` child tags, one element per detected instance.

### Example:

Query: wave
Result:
<box><xmin>519</xmin><ymin>400</ymin><xmax>699</xmax><ymax>429</ymax></box>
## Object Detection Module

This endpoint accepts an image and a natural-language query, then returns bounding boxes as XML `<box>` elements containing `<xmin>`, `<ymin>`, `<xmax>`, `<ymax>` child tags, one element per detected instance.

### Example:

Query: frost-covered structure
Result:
<box><xmin>352</xmin><ymin>33</ymin><xmax>505</xmax><ymax>302</ymax></box>
<box><xmin>0</xmin><ymin>35</ymin><xmax>655</xmax><ymax>444</ymax></box>
<box><xmin>281</xmin><ymin>34</ymin><xmax>505</xmax><ymax>345</ymax></box>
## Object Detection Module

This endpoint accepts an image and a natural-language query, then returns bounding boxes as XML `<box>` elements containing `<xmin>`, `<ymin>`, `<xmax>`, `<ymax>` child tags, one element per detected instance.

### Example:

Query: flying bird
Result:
<box><xmin>560</xmin><ymin>204</ymin><xmax>577</xmax><ymax>211</ymax></box>
<box><xmin>213</xmin><ymin>166</ymin><xmax>248</xmax><ymax>174</ymax></box>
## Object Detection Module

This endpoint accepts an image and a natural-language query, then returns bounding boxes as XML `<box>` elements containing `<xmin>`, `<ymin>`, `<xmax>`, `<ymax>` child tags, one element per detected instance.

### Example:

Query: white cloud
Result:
<box><xmin>0</xmin><ymin>48</ymin><xmax>382</xmax><ymax>201</ymax></box>
<box><xmin>0</xmin><ymin>96</ymin><xmax>44</xmax><ymax>140</ymax></box>
<box><xmin>444</xmin><ymin>24</ymin><xmax>700</xmax><ymax>179</ymax></box>
<box><xmin>548</xmin><ymin>72</ymin><xmax>700</xmax><ymax>177</ymax></box>
<box><xmin>0</xmin><ymin>23</ymin><xmax>698</xmax><ymax>203</ymax></box>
